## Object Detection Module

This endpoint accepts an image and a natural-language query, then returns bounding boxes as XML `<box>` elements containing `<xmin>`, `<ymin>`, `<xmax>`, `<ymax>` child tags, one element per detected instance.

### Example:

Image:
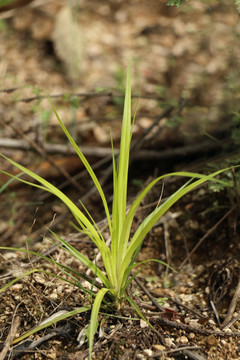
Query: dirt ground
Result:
<box><xmin>0</xmin><ymin>0</ymin><xmax>240</xmax><ymax>359</ymax></box>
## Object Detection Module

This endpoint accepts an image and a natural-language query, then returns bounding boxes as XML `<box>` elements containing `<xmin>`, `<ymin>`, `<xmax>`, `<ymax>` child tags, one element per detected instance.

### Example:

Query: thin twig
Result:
<box><xmin>152</xmin><ymin>317</ymin><xmax>240</xmax><ymax>338</ymax></box>
<box><xmin>179</xmin><ymin>206</ymin><xmax>237</xmax><ymax>269</ymax></box>
<box><xmin>134</xmin><ymin>276</ymin><xmax>165</xmax><ymax>313</ymax></box>
<box><xmin>221</xmin><ymin>278</ymin><xmax>240</xmax><ymax>329</ymax></box>
<box><xmin>179</xmin><ymin>349</ymin><xmax>207</xmax><ymax>360</ymax></box>
<box><xmin>130</xmin><ymin>106</ymin><xmax>174</xmax><ymax>160</ymax></box>
<box><xmin>0</xmin><ymin>208</ymin><xmax>29</xmax><ymax>244</ymax></box>
<box><xmin>17</xmin><ymin>91</ymin><xmax>164</xmax><ymax>103</ymax></box>
<box><xmin>0</xmin><ymin>86</ymin><xmax>24</xmax><ymax>93</ymax></box>
<box><xmin>210</xmin><ymin>300</ymin><xmax>220</xmax><ymax>325</ymax></box>
<box><xmin>171</xmin><ymin>297</ymin><xmax>205</xmax><ymax>319</ymax></box>
<box><xmin>222</xmin><ymin>311</ymin><xmax>240</xmax><ymax>330</ymax></box>
<box><xmin>0</xmin><ymin>119</ymin><xmax>83</xmax><ymax>192</ymax></box>
<box><xmin>0</xmin><ymin>315</ymin><xmax>21</xmax><ymax>360</ymax></box>
<box><xmin>166</xmin><ymin>346</ymin><xmax>206</xmax><ymax>360</ymax></box>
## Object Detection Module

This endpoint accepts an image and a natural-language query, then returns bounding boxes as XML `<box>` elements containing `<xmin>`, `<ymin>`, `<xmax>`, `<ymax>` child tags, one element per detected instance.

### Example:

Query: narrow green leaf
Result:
<box><xmin>126</xmin><ymin>296</ymin><xmax>153</xmax><ymax>329</ymax></box>
<box><xmin>0</xmin><ymin>246</ymin><xmax>98</xmax><ymax>297</ymax></box>
<box><xmin>0</xmin><ymin>171</ymin><xmax>25</xmax><ymax>193</ymax></box>
<box><xmin>0</xmin><ymin>268</ymin><xmax>43</xmax><ymax>293</ymax></box>
<box><xmin>116</xmin><ymin>65</ymin><xmax>131</xmax><ymax>233</ymax></box>
<box><xmin>13</xmin><ymin>306</ymin><xmax>91</xmax><ymax>345</ymax></box>
<box><xmin>0</xmin><ymin>154</ymin><xmax>106</xmax><ymax>249</ymax></box>
<box><xmin>119</xmin><ymin>168</ymin><xmax>234</xmax><ymax>282</ymax></box>
<box><xmin>49</xmin><ymin>231</ymin><xmax>110</xmax><ymax>287</ymax></box>
<box><xmin>89</xmin><ymin>287</ymin><xmax>110</xmax><ymax>359</ymax></box>
<box><xmin>48</xmin><ymin>97</ymin><xmax>112</xmax><ymax>234</ymax></box>
<box><xmin>121</xmin><ymin>258</ymin><xmax>175</xmax><ymax>294</ymax></box>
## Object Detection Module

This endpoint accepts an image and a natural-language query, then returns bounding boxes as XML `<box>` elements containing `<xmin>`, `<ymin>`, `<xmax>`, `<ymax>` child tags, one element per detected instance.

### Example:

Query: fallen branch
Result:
<box><xmin>0</xmin><ymin>137</ymin><xmax>225</xmax><ymax>160</ymax></box>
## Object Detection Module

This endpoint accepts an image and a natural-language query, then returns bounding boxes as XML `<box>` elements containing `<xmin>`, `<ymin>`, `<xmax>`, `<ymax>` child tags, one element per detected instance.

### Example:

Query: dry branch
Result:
<box><xmin>0</xmin><ymin>137</ymin><xmax>224</xmax><ymax>160</ymax></box>
<box><xmin>0</xmin><ymin>315</ymin><xmax>21</xmax><ymax>360</ymax></box>
<box><xmin>0</xmin><ymin>120</ymin><xmax>83</xmax><ymax>192</ymax></box>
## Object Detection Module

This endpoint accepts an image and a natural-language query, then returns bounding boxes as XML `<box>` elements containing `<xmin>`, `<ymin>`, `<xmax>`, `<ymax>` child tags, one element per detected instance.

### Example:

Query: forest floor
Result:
<box><xmin>0</xmin><ymin>0</ymin><xmax>240</xmax><ymax>359</ymax></box>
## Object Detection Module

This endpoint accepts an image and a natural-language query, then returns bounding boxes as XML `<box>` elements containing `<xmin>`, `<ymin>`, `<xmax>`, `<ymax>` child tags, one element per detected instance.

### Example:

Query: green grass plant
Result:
<box><xmin>0</xmin><ymin>66</ymin><xmax>233</xmax><ymax>358</ymax></box>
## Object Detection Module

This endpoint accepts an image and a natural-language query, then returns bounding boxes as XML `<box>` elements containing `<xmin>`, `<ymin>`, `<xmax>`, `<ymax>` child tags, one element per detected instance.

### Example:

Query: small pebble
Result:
<box><xmin>144</xmin><ymin>349</ymin><xmax>153</xmax><ymax>356</ymax></box>
<box><xmin>165</xmin><ymin>337</ymin><xmax>175</xmax><ymax>347</ymax></box>
<box><xmin>179</xmin><ymin>336</ymin><xmax>188</xmax><ymax>344</ymax></box>
<box><xmin>153</xmin><ymin>344</ymin><xmax>165</xmax><ymax>351</ymax></box>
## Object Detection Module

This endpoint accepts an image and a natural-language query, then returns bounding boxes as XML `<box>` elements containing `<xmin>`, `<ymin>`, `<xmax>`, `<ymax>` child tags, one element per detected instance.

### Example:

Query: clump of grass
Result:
<box><xmin>0</xmin><ymin>66</ymin><xmax>233</xmax><ymax>358</ymax></box>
